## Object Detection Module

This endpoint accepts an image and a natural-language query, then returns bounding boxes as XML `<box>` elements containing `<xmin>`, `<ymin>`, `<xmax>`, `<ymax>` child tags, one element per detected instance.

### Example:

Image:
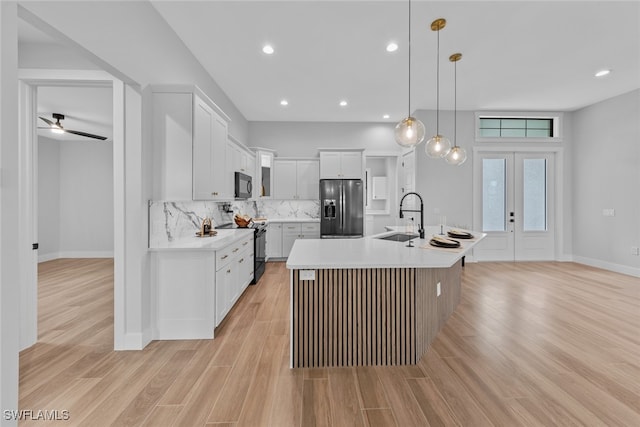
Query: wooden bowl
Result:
<box><xmin>234</xmin><ymin>216</ymin><xmax>251</xmax><ymax>228</ymax></box>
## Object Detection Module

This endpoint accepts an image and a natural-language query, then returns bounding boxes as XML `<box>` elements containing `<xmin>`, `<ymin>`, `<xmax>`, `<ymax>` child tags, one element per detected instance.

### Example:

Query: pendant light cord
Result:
<box><xmin>436</xmin><ymin>28</ymin><xmax>440</xmax><ymax>135</ymax></box>
<box><xmin>453</xmin><ymin>58</ymin><xmax>457</xmax><ymax>147</ymax></box>
<box><xmin>408</xmin><ymin>0</ymin><xmax>412</xmax><ymax>117</ymax></box>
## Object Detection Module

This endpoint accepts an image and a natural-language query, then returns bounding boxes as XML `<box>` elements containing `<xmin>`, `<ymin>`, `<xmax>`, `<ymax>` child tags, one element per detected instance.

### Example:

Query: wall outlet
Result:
<box><xmin>436</xmin><ymin>282</ymin><xmax>441</xmax><ymax>297</ymax></box>
<box><xmin>300</xmin><ymin>270</ymin><xmax>316</xmax><ymax>281</ymax></box>
<box><xmin>602</xmin><ymin>209</ymin><xmax>615</xmax><ymax>217</ymax></box>
<box><xmin>632</xmin><ymin>247</ymin><xmax>640</xmax><ymax>256</ymax></box>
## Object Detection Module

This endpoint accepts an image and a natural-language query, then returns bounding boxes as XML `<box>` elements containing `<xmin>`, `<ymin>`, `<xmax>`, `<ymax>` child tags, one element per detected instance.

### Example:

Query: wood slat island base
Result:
<box><xmin>291</xmin><ymin>260</ymin><xmax>462</xmax><ymax>368</ymax></box>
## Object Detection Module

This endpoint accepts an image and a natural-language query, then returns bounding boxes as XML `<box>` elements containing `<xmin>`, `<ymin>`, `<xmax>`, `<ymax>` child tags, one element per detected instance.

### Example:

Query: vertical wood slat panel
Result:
<box><xmin>291</xmin><ymin>265</ymin><xmax>461</xmax><ymax>368</ymax></box>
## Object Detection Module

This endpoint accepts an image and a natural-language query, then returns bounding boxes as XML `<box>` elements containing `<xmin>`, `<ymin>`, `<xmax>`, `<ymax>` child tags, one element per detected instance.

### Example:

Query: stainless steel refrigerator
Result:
<box><xmin>320</xmin><ymin>179</ymin><xmax>364</xmax><ymax>238</ymax></box>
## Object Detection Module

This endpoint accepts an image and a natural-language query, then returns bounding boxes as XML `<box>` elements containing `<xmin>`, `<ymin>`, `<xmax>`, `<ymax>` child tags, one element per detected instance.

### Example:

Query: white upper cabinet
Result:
<box><xmin>193</xmin><ymin>96</ymin><xmax>230</xmax><ymax>200</ymax></box>
<box><xmin>274</xmin><ymin>159</ymin><xmax>319</xmax><ymax>200</ymax></box>
<box><xmin>274</xmin><ymin>160</ymin><xmax>297</xmax><ymax>200</ymax></box>
<box><xmin>152</xmin><ymin>85</ymin><xmax>231</xmax><ymax>201</ymax></box>
<box><xmin>319</xmin><ymin>150</ymin><xmax>364</xmax><ymax>179</ymax></box>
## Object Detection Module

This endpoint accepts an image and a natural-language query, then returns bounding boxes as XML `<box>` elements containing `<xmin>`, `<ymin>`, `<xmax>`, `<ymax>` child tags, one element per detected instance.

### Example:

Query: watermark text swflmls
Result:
<box><xmin>3</xmin><ymin>409</ymin><xmax>70</xmax><ymax>421</ymax></box>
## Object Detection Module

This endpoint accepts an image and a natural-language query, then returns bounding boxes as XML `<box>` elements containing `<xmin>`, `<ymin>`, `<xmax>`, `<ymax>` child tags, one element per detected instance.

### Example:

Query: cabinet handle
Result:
<box><xmin>227</xmin><ymin>269</ymin><xmax>231</xmax><ymax>273</ymax></box>
<box><xmin>233</xmin><ymin>248</ymin><xmax>239</xmax><ymax>252</ymax></box>
<box><xmin>239</xmin><ymin>258</ymin><xmax>244</xmax><ymax>263</ymax></box>
<box><xmin>221</xmin><ymin>255</ymin><xmax>228</xmax><ymax>260</ymax></box>
<box><xmin>243</xmin><ymin>242</ymin><xmax>248</xmax><ymax>246</ymax></box>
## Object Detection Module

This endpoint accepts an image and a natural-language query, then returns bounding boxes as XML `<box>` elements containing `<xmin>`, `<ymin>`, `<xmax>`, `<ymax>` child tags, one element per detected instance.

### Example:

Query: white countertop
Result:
<box><xmin>267</xmin><ymin>218</ymin><xmax>320</xmax><ymax>223</ymax></box>
<box><xmin>286</xmin><ymin>226</ymin><xmax>485</xmax><ymax>269</ymax></box>
<box><xmin>149</xmin><ymin>228</ymin><xmax>254</xmax><ymax>251</ymax></box>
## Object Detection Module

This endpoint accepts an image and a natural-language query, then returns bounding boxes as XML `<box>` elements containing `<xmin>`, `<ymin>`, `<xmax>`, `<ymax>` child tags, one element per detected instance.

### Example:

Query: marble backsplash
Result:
<box><xmin>256</xmin><ymin>200</ymin><xmax>320</xmax><ymax>220</ymax></box>
<box><xmin>149</xmin><ymin>199</ymin><xmax>320</xmax><ymax>246</ymax></box>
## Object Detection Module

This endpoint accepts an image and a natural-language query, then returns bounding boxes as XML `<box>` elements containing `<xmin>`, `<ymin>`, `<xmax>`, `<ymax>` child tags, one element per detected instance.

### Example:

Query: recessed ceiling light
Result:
<box><xmin>383</xmin><ymin>114</ymin><xmax>390</xmax><ymax>119</ymax></box>
<box><xmin>280</xmin><ymin>99</ymin><xmax>289</xmax><ymax>106</ymax></box>
<box><xmin>595</xmin><ymin>69</ymin><xmax>611</xmax><ymax>77</ymax></box>
<box><xmin>339</xmin><ymin>100</ymin><xmax>348</xmax><ymax>107</ymax></box>
<box><xmin>386</xmin><ymin>43</ymin><xmax>398</xmax><ymax>53</ymax></box>
<box><xmin>262</xmin><ymin>44</ymin><xmax>275</xmax><ymax>55</ymax></box>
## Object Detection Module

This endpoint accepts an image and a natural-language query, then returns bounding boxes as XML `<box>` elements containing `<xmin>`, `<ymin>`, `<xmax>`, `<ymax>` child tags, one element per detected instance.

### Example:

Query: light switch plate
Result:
<box><xmin>436</xmin><ymin>282</ymin><xmax>441</xmax><ymax>297</ymax></box>
<box><xmin>300</xmin><ymin>270</ymin><xmax>316</xmax><ymax>281</ymax></box>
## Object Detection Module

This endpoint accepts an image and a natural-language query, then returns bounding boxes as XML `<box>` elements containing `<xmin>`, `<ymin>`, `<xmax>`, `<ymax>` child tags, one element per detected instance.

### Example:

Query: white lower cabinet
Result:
<box><xmin>215</xmin><ymin>234</ymin><xmax>254</xmax><ymax>327</ymax></box>
<box><xmin>266</xmin><ymin>223</ymin><xmax>283</xmax><ymax>259</ymax></box>
<box><xmin>282</xmin><ymin>222</ymin><xmax>320</xmax><ymax>258</ymax></box>
<box><xmin>153</xmin><ymin>233</ymin><xmax>254</xmax><ymax>340</ymax></box>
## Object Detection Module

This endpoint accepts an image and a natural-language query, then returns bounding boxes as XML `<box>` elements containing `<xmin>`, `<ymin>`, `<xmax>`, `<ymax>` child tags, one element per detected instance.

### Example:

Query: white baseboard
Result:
<box><xmin>115</xmin><ymin>332</ymin><xmax>146</xmax><ymax>351</ymax></box>
<box><xmin>572</xmin><ymin>255</ymin><xmax>640</xmax><ymax>278</ymax></box>
<box><xmin>38</xmin><ymin>251</ymin><xmax>114</xmax><ymax>263</ymax></box>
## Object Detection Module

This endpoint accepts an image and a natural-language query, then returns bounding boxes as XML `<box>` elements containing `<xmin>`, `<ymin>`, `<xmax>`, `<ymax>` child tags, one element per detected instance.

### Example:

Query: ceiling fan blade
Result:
<box><xmin>39</xmin><ymin>116</ymin><xmax>55</xmax><ymax>127</ymax></box>
<box><xmin>64</xmin><ymin>129</ymin><xmax>108</xmax><ymax>140</ymax></box>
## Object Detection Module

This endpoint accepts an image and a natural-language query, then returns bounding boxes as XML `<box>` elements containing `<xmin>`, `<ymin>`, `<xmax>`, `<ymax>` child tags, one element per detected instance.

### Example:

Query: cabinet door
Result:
<box><xmin>215</xmin><ymin>264</ymin><xmax>233</xmax><ymax>326</ymax></box>
<box><xmin>296</xmin><ymin>160</ymin><xmax>319</xmax><ymax>199</ymax></box>
<box><xmin>193</xmin><ymin>95</ymin><xmax>228</xmax><ymax>200</ymax></box>
<box><xmin>266</xmin><ymin>223</ymin><xmax>283</xmax><ymax>258</ymax></box>
<box><xmin>274</xmin><ymin>160</ymin><xmax>298</xmax><ymax>199</ymax></box>
<box><xmin>320</xmin><ymin>152</ymin><xmax>342</xmax><ymax>179</ymax></box>
<box><xmin>339</xmin><ymin>152</ymin><xmax>363</xmax><ymax>179</ymax></box>
<box><xmin>193</xmin><ymin>97</ymin><xmax>216</xmax><ymax>200</ymax></box>
<box><xmin>282</xmin><ymin>224</ymin><xmax>301</xmax><ymax>258</ymax></box>
<box><xmin>236</xmin><ymin>249</ymin><xmax>252</xmax><ymax>295</ymax></box>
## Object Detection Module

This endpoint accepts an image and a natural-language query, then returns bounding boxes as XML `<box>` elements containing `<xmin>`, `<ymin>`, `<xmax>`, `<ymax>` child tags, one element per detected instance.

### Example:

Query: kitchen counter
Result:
<box><xmin>149</xmin><ymin>228</ymin><xmax>254</xmax><ymax>251</ymax></box>
<box><xmin>288</xmin><ymin>225</ymin><xmax>485</xmax><ymax>368</ymax></box>
<box><xmin>286</xmin><ymin>226</ymin><xmax>484</xmax><ymax>269</ymax></box>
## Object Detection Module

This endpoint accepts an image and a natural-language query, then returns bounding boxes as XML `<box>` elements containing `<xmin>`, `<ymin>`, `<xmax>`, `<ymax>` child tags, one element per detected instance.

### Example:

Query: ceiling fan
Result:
<box><xmin>38</xmin><ymin>113</ymin><xmax>107</xmax><ymax>141</ymax></box>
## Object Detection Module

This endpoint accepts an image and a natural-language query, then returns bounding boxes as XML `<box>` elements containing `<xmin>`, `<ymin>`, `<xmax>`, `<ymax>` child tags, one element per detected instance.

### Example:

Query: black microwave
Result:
<box><xmin>234</xmin><ymin>172</ymin><xmax>252</xmax><ymax>199</ymax></box>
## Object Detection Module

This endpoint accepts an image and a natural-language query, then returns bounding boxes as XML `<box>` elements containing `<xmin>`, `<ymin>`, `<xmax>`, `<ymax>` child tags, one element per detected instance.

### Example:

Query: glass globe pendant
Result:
<box><xmin>395</xmin><ymin>116</ymin><xmax>425</xmax><ymax>147</ymax></box>
<box><xmin>444</xmin><ymin>52</ymin><xmax>467</xmax><ymax>166</ymax></box>
<box><xmin>394</xmin><ymin>0</ymin><xmax>425</xmax><ymax>147</ymax></box>
<box><xmin>425</xmin><ymin>134</ymin><xmax>451</xmax><ymax>157</ymax></box>
<box><xmin>445</xmin><ymin>145</ymin><xmax>467</xmax><ymax>165</ymax></box>
<box><xmin>425</xmin><ymin>18</ymin><xmax>451</xmax><ymax>158</ymax></box>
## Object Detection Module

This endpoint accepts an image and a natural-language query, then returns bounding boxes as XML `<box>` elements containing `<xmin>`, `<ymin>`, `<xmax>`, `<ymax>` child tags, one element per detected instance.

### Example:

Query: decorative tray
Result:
<box><xmin>195</xmin><ymin>230</ymin><xmax>218</xmax><ymax>238</ymax></box>
<box><xmin>429</xmin><ymin>235</ymin><xmax>461</xmax><ymax>248</ymax></box>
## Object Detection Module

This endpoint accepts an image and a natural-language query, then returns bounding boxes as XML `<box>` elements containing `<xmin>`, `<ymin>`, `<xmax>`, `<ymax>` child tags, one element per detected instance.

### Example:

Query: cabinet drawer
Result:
<box><xmin>301</xmin><ymin>223</ymin><xmax>320</xmax><ymax>233</ymax></box>
<box><xmin>283</xmin><ymin>224</ymin><xmax>301</xmax><ymax>233</ymax></box>
<box><xmin>216</xmin><ymin>245</ymin><xmax>234</xmax><ymax>270</ymax></box>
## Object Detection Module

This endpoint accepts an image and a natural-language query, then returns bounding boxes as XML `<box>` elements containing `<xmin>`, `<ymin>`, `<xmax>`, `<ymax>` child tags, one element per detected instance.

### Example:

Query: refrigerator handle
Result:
<box><xmin>341</xmin><ymin>184</ymin><xmax>345</xmax><ymax>230</ymax></box>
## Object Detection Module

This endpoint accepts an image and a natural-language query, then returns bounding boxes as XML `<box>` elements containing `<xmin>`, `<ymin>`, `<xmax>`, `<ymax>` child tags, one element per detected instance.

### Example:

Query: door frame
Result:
<box><xmin>18</xmin><ymin>69</ymin><xmax>147</xmax><ymax>351</ymax></box>
<box><xmin>472</xmin><ymin>146</ymin><xmax>565</xmax><ymax>261</ymax></box>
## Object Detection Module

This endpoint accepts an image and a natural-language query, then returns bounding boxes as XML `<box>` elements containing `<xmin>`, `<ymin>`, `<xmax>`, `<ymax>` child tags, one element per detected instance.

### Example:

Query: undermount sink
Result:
<box><xmin>377</xmin><ymin>233</ymin><xmax>419</xmax><ymax>242</ymax></box>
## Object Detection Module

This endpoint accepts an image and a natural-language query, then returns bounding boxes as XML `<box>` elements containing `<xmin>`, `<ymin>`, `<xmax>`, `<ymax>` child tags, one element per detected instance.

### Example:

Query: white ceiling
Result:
<box><xmin>18</xmin><ymin>1</ymin><xmax>640</xmax><ymax>126</ymax></box>
<box><xmin>152</xmin><ymin>0</ymin><xmax>640</xmax><ymax>122</ymax></box>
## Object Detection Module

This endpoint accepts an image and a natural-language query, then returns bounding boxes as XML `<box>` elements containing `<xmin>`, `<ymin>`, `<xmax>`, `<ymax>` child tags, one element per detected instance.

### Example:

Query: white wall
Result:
<box><xmin>59</xmin><ymin>140</ymin><xmax>114</xmax><ymax>256</ymax></box>
<box><xmin>37</xmin><ymin>137</ymin><xmax>60</xmax><ymax>260</ymax></box>
<box><xmin>1</xmin><ymin>1</ymin><xmax>21</xmax><ymax>422</ymax></box>
<box><xmin>19</xmin><ymin>1</ymin><xmax>249</xmax><ymax>142</ymax></box>
<box><xmin>38</xmin><ymin>137</ymin><xmax>114</xmax><ymax>260</ymax></box>
<box><xmin>572</xmin><ymin>89</ymin><xmax>640</xmax><ymax>276</ymax></box>
<box><xmin>412</xmin><ymin>110</ymin><xmax>475</xmax><ymax>230</ymax></box>
<box><xmin>249</xmin><ymin>121</ymin><xmax>400</xmax><ymax>157</ymax></box>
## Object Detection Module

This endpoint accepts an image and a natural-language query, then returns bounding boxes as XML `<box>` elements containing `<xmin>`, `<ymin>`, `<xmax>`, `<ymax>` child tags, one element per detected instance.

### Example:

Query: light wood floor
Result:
<box><xmin>20</xmin><ymin>258</ymin><xmax>640</xmax><ymax>426</ymax></box>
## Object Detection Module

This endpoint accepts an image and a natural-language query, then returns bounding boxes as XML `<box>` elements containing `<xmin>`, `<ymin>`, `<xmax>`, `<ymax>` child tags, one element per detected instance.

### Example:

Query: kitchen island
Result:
<box><xmin>286</xmin><ymin>226</ymin><xmax>484</xmax><ymax>368</ymax></box>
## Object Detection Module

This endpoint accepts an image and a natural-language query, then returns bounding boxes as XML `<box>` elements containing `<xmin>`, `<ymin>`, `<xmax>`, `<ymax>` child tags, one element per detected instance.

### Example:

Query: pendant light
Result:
<box><xmin>394</xmin><ymin>0</ymin><xmax>425</xmax><ymax>147</ymax></box>
<box><xmin>425</xmin><ymin>18</ymin><xmax>451</xmax><ymax>158</ymax></box>
<box><xmin>445</xmin><ymin>53</ymin><xmax>467</xmax><ymax>166</ymax></box>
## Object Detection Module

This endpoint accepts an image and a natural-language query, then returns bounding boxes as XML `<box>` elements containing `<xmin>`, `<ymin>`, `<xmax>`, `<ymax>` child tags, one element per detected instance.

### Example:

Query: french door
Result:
<box><xmin>474</xmin><ymin>152</ymin><xmax>555</xmax><ymax>261</ymax></box>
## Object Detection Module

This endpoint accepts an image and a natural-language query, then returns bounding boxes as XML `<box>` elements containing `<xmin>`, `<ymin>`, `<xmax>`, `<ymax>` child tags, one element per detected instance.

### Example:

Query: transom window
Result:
<box><xmin>479</xmin><ymin>118</ymin><xmax>553</xmax><ymax>138</ymax></box>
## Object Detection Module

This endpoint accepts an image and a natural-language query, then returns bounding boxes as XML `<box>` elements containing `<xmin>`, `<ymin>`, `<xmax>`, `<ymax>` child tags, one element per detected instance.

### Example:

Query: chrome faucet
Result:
<box><xmin>399</xmin><ymin>192</ymin><xmax>425</xmax><ymax>239</ymax></box>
